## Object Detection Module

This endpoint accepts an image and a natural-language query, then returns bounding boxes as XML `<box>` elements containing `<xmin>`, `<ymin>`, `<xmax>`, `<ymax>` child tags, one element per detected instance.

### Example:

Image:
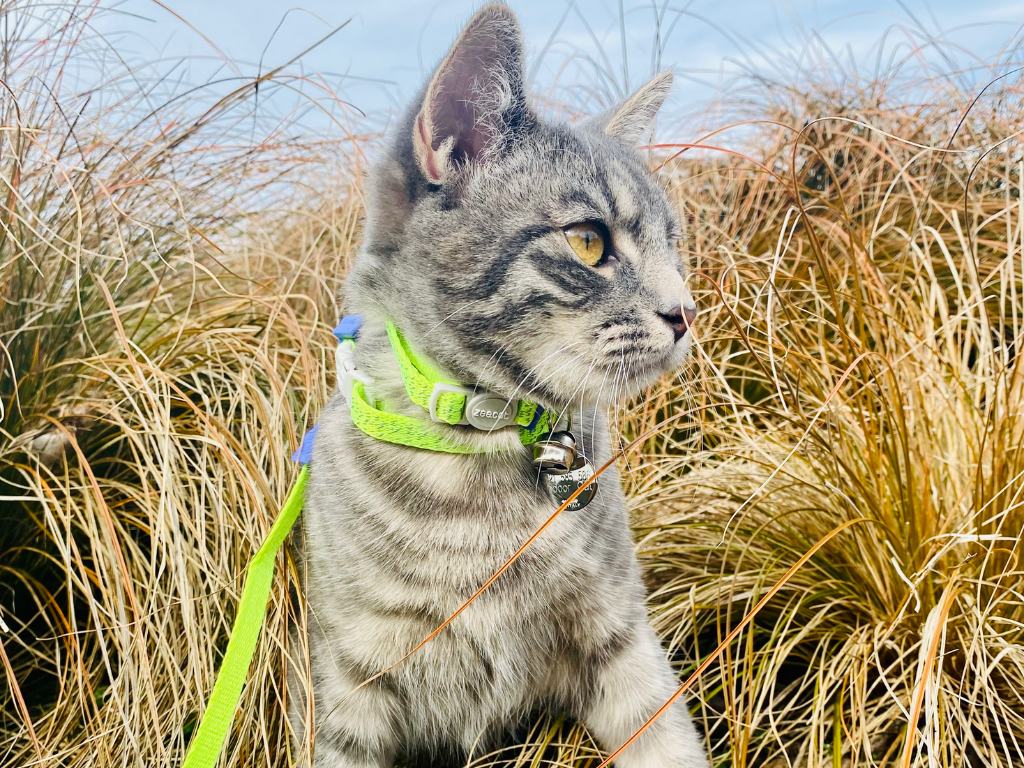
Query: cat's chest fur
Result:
<box><xmin>299</xmin><ymin>394</ymin><xmax>642</xmax><ymax>746</ymax></box>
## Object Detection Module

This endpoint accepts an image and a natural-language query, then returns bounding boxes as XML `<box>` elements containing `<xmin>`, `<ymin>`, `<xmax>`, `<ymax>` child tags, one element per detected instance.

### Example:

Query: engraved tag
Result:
<box><xmin>544</xmin><ymin>458</ymin><xmax>598</xmax><ymax>510</ymax></box>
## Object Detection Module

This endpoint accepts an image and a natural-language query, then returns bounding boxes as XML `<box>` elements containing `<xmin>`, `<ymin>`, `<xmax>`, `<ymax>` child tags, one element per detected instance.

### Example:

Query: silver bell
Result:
<box><xmin>531</xmin><ymin>430</ymin><xmax>577</xmax><ymax>473</ymax></box>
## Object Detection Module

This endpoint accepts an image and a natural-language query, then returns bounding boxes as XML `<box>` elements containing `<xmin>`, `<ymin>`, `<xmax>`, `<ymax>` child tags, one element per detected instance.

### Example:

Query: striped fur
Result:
<box><xmin>293</xmin><ymin>4</ymin><xmax>706</xmax><ymax>766</ymax></box>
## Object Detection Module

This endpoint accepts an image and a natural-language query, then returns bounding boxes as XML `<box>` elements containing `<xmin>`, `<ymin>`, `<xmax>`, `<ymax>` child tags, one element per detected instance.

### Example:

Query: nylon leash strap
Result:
<box><xmin>180</xmin><ymin>465</ymin><xmax>308</xmax><ymax>768</ymax></box>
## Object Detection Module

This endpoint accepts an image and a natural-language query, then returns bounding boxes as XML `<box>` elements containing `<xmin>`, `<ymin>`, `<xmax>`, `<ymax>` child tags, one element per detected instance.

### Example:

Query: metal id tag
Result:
<box><xmin>544</xmin><ymin>457</ymin><xmax>598</xmax><ymax>511</ymax></box>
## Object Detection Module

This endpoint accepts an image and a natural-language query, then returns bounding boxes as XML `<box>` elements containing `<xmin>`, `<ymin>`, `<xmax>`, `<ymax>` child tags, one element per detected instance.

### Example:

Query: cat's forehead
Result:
<box><xmin>487</xmin><ymin>123</ymin><xmax>676</xmax><ymax>234</ymax></box>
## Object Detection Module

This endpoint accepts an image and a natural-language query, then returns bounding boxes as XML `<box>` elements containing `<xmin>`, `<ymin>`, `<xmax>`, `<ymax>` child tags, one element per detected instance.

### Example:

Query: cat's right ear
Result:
<box><xmin>587</xmin><ymin>70</ymin><xmax>674</xmax><ymax>145</ymax></box>
<box><xmin>413</xmin><ymin>3</ymin><xmax>528</xmax><ymax>184</ymax></box>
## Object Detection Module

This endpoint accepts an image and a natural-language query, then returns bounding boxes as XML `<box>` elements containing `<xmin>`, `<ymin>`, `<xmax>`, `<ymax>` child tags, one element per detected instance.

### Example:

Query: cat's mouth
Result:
<box><xmin>548</xmin><ymin>339</ymin><xmax>690</xmax><ymax>407</ymax></box>
<box><xmin>592</xmin><ymin>320</ymin><xmax>693</xmax><ymax>376</ymax></box>
<box><xmin>611</xmin><ymin>342</ymin><xmax>691</xmax><ymax>385</ymax></box>
<box><xmin>507</xmin><ymin>319</ymin><xmax>692</xmax><ymax>408</ymax></box>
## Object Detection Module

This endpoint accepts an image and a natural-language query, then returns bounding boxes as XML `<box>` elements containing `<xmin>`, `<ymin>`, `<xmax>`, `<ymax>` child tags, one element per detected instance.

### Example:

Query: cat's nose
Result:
<box><xmin>683</xmin><ymin>303</ymin><xmax>697</xmax><ymax>329</ymax></box>
<box><xmin>659</xmin><ymin>303</ymin><xmax>696</xmax><ymax>341</ymax></box>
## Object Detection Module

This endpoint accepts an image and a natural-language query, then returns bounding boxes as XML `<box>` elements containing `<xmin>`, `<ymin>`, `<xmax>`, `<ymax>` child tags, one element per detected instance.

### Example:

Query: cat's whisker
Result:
<box><xmin>477</xmin><ymin>339</ymin><xmax>515</xmax><ymax>397</ymax></box>
<box><xmin>571</xmin><ymin>357</ymin><xmax>606</xmax><ymax>462</ymax></box>
<box><xmin>590</xmin><ymin>365</ymin><xmax>614</xmax><ymax>453</ymax></box>
<box><xmin>614</xmin><ymin>358</ymin><xmax>641</xmax><ymax>484</ymax></box>
<box><xmin>421</xmin><ymin>298</ymin><xmax>489</xmax><ymax>340</ymax></box>
<box><xmin>501</xmin><ymin>339</ymin><xmax>586</xmax><ymax>408</ymax></box>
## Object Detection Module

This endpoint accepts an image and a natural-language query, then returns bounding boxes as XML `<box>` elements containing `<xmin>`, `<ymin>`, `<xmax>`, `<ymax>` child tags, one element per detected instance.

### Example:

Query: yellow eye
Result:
<box><xmin>564</xmin><ymin>223</ymin><xmax>606</xmax><ymax>266</ymax></box>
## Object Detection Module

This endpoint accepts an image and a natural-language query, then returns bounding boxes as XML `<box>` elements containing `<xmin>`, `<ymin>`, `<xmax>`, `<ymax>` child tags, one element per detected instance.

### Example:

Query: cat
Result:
<box><xmin>292</xmin><ymin>4</ymin><xmax>706</xmax><ymax>767</ymax></box>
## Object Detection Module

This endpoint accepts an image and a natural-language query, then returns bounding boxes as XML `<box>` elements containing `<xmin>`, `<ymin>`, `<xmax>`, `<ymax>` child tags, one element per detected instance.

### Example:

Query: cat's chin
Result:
<box><xmin>664</xmin><ymin>334</ymin><xmax>695</xmax><ymax>372</ymax></box>
<box><xmin>620</xmin><ymin>339</ymin><xmax>693</xmax><ymax>396</ymax></box>
<box><xmin>534</xmin><ymin>339</ymin><xmax>693</xmax><ymax>410</ymax></box>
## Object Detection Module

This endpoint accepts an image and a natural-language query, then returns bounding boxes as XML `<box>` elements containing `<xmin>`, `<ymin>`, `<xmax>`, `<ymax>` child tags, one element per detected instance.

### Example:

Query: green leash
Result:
<box><xmin>180</xmin><ymin>315</ymin><xmax>554</xmax><ymax>767</ymax></box>
<box><xmin>181</xmin><ymin>466</ymin><xmax>308</xmax><ymax>768</ymax></box>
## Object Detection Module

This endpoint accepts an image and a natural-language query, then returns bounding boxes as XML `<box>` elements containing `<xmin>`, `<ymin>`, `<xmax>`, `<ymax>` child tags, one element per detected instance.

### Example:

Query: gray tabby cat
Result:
<box><xmin>293</xmin><ymin>4</ymin><xmax>705</xmax><ymax>767</ymax></box>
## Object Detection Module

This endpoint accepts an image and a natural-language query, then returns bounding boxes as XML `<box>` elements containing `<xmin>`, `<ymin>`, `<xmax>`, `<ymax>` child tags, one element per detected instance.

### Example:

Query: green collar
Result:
<box><xmin>338</xmin><ymin>317</ymin><xmax>553</xmax><ymax>454</ymax></box>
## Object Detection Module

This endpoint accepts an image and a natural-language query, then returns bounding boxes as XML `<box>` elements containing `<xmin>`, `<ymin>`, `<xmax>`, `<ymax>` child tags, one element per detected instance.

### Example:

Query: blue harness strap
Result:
<box><xmin>290</xmin><ymin>424</ymin><xmax>319</xmax><ymax>464</ymax></box>
<box><xmin>334</xmin><ymin>314</ymin><xmax>363</xmax><ymax>341</ymax></box>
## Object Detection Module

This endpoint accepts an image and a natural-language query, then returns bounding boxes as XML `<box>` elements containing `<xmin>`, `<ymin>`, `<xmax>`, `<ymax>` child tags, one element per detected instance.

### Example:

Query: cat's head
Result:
<box><xmin>350</xmin><ymin>2</ymin><xmax>696</xmax><ymax>410</ymax></box>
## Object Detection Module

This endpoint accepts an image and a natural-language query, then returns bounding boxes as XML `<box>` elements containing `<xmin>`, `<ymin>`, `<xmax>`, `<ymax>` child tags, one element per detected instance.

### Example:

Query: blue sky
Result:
<box><xmin>93</xmin><ymin>0</ymin><xmax>1024</xmax><ymax>133</ymax></box>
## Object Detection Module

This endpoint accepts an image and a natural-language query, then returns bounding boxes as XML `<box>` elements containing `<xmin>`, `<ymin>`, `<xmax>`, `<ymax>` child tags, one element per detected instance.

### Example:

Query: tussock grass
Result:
<box><xmin>0</xmin><ymin>3</ymin><xmax>359</xmax><ymax>764</ymax></box>
<box><xmin>625</xmin><ymin>83</ymin><xmax>1024</xmax><ymax>766</ymax></box>
<box><xmin>1</xmin><ymin>3</ymin><xmax>1022</xmax><ymax>767</ymax></box>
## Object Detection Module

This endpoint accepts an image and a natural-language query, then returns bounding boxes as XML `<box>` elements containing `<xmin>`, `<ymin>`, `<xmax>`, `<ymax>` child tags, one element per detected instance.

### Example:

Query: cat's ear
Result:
<box><xmin>592</xmin><ymin>70</ymin><xmax>673</xmax><ymax>144</ymax></box>
<box><xmin>413</xmin><ymin>3</ymin><xmax>528</xmax><ymax>184</ymax></box>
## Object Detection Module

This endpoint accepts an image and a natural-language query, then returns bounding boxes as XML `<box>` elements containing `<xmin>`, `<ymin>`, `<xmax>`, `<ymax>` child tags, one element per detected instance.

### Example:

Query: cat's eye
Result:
<box><xmin>564</xmin><ymin>223</ymin><xmax>606</xmax><ymax>266</ymax></box>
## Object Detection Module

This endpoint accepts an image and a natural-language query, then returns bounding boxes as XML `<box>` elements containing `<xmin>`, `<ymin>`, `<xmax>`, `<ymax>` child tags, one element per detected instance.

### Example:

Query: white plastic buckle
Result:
<box><xmin>336</xmin><ymin>340</ymin><xmax>373</xmax><ymax>404</ymax></box>
<box><xmin>428</xmin><ymin>382</ymin><xmax>474</xmax><ymax>425</ymax></box>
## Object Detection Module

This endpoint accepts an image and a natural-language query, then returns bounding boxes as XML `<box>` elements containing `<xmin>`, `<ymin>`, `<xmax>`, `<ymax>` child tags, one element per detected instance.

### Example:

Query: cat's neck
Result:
<box><xmin>347</xmin><ymin>314</ymin><xmax>600</xmax><ymax>461</ymax></box>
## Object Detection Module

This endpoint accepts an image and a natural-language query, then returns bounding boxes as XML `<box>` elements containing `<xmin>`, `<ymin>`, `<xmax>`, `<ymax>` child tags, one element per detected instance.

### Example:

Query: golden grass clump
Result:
<box><xmin>622</xmin><ymin>88</ymin><xmax>1024</xmax><ymax>766</ymax></box>
<box><xmin>1</xmin><ymin>3</ymin><xmax>1022</xmax><ymax>767</ymax></box>
<box><xmin>0</xmin><ymin>2</ymin><xmax>362</xmax><ymax>764</ymax></box>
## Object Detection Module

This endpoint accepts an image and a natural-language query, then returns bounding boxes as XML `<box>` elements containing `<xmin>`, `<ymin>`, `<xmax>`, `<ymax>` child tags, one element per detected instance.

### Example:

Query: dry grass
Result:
<box><xmin>0</xmin><ymin>3</ymin><xmax>360</xmax><ymax>764</ymax></box>
<box><xmin>1</xmin><ymin>3</ymin><xmax>1022</xmax><ymax>767</ymax></box>
<box><xmin>636</xmin><ymin>75</ymin><xmax>1024</xmax><ymax>767</ymax></box>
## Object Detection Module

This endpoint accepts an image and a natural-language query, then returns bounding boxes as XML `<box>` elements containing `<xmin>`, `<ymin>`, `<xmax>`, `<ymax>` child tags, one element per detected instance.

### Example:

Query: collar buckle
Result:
<box><xmin>465</xmin><ymin>391</ymin><xmax>520</xmax><ymax>431</ymax></box>
<box><xmin>428</xmin><ymin>382</ymin><xmax>520</xmax><ymax>432</ymax></box>
<box><xmin>336</xmin><ymin>339</ymin><xmax>373</xmax><ymax>404</ymax></box>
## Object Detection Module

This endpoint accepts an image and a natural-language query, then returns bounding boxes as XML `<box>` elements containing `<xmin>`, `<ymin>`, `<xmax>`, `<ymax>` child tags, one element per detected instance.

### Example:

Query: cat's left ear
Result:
<box><xmin>591</xmin><ymin>70</ymin><xmax>673</xmax><ymax>144</ymax></box>
<box><xmin>413</xmin><ymin>3</ymin><xmax>529</xmax><ymax>184</ymax></box>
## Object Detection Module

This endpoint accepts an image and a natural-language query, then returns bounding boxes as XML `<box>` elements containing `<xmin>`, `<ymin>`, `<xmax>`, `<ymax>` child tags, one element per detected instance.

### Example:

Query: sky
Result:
<box><xmin>88</xmin><ymin>0</ymin><xmax>1024</xmax><ymax>135</ymax></box>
